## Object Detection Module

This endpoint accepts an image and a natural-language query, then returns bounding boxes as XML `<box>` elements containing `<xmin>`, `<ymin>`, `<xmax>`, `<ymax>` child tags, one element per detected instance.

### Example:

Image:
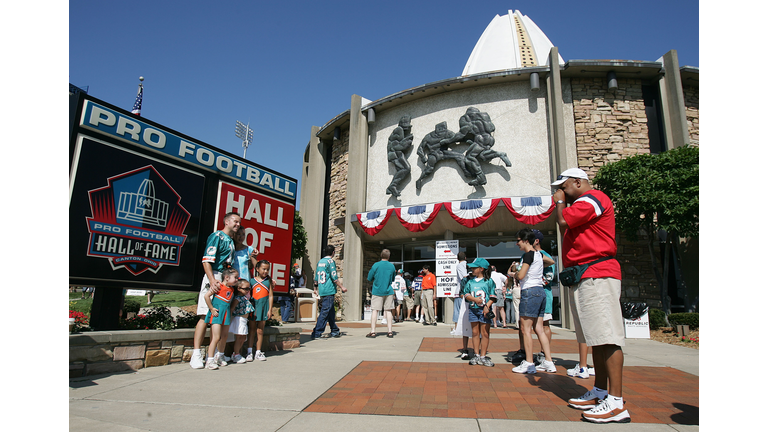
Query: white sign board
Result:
<box><xmin>623</xmin><ymin>311</ymin><xmax>651</xmax><ymax>338</ymax></box>
<box><xmin>436</xmin><ymin>240</ymin><xmax>459</xmax><ymax>298</ymax></box>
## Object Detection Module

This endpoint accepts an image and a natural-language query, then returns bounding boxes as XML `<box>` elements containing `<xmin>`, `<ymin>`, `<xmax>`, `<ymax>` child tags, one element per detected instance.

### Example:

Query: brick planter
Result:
<box><xmin>69</xmin><ymin>326</ymin><xmax>302</xmax><ymax>378</ymax></box>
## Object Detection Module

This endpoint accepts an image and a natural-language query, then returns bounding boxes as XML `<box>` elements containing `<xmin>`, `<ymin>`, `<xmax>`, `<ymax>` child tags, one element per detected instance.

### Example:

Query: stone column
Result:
<box><xmin>299</xmin><ymin>126</ymin><xmax>327</xmax><ymax>277</ymax></box>
<box><xmin>658</xmin><ymin>50</ymin><xmax>690</xmax><ymax>149</ymax></box>
<box><xmin>342</xmin><ymin>95</ymin><xmax>369</xmax><ymax>321</ymax></box>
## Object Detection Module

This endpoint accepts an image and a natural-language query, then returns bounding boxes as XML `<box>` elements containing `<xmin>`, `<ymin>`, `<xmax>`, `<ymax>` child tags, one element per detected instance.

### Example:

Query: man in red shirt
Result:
<box><xmin>420</xmin><ymin>265</ymin><xmax>437</xmax><ymax>326</ymax></box>
<box><xmin>552</xmin><ymin>168</ymin><xmax>629</xmax><ymax>424</ymax></box>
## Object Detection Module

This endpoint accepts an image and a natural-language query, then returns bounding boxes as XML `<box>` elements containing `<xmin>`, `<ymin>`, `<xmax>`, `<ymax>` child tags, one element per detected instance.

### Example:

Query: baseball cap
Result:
<box><xmin>397</xmin><ymin>269</ymin><xmax>403</xmax><ymax>274</ymax></box>
<box><xmin>293</xmin><ymin>263</ymin><xmax>300</xmax><ymax>268</ymax></box>
<box><xmin>531</xmin><ymin>229</ymin><xmax>544</xmax><ymax>242</ymax></box>
<box><xmin>466</xmin><ymin>258</ymin><xmax>490</xmax><ymax>269</ymax></box>
<box><xmin>551</xmin><ymin>168</ymin><xmax>589</xmax><ymax>186</ymax></box>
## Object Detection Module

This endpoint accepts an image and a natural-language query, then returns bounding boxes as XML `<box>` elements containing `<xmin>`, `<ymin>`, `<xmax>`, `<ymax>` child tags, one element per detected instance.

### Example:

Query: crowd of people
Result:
<box><xmin>189</xmin><ymin>167</ymin><xmax>628</xmax><ymax>424</ymax></box>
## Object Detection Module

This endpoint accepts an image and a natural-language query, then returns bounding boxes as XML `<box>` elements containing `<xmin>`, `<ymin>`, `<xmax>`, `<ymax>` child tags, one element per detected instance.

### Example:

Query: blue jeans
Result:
<box><xmin>312</xmin><ymin>295</ymin><xmax>339</xmax><ymax>338</ymax></box>
<box><xmin>279</xmin><ymin>297</ymin><xmax>293</xmax><ymax>322</ymax></box>
<box><xmin>519</xmin><ymin>287</ymin><xmax>546</xmax><ymax>318</ymax></box>
<box><xmin>505</xmin><ymin>298</ymin><xmax>515</xmax><ymax>324</ymax></box>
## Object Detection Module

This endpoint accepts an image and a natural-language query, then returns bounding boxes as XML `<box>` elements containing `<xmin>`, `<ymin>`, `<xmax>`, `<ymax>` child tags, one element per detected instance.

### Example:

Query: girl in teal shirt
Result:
<box><xmin>462</xmin><ymin>258</ymin><xmax>497</xmax><ymax>367</ymax></box>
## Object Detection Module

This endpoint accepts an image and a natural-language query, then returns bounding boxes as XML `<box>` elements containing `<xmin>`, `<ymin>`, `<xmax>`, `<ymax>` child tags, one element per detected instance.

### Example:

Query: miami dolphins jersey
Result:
<box><xmin>462</xmin><ymin>277</ymin><xmax>497</xmax><ymax>309</ymax></box>
<box><xmin>315</xmin><ymin>257</ymin><xmax>338</xmax><ymax>297</ymax></box>
<box><xmin>202</xmin><ymin>230</ymin><xmax>235</xmax><ymax>273</ymax></box>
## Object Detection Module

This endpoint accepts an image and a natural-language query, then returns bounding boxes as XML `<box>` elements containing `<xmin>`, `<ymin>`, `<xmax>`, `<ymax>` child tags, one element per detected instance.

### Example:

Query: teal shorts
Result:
<box><xmin>249</xmin><ymin>297</ymin><xmax>270</xmax><ymax>321</ymax></box>
<box><xmin>544</xmin><ymin>286</ymin><xmax>553</xmax><ymax>315</ymax></box>
<box><xmin>205</xmin><ymin>297</ymin><xmax>232</xmax><ymax>326</ymax></box>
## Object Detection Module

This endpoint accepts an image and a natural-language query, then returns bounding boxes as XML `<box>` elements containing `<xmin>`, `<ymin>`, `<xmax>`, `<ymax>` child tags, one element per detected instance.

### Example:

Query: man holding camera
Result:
<box><xmin>552</xmin><ymin>168</ymin><xmax>628</xmax><ymax>424</ymax></box>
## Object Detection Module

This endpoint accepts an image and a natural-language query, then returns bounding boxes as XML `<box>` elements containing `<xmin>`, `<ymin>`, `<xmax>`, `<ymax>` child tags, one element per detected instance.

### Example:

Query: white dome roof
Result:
<box><xmin>462</xmin><ymin>10</ymin><xmax>565</xmax><ymax>76</ymax></box>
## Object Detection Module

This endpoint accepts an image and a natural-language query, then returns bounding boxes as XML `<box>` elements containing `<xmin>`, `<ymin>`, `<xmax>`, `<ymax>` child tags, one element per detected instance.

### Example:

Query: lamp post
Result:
<box><xmin>235</xmin><ymin>120</ymin><xmax>254</xmax><ymax>159</ymax></box>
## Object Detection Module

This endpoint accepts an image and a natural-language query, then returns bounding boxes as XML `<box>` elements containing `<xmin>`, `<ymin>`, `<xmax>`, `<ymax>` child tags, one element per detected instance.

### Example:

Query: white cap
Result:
<box><xmin>551</xmin><ymin>168</ymin><xmax>589</xmax><ymax>186</ymax></box>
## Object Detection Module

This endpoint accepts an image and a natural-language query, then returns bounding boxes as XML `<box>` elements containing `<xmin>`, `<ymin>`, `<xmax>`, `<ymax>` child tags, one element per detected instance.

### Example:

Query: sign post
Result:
<box><xmin>435</xmin><ymin>240</ymin><xmax>459</xmax><ymax>298</ymax></box>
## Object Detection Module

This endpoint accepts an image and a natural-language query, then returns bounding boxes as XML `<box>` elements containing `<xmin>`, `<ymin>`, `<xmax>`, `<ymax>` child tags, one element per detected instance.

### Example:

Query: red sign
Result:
<box><xmin>216</xmin><ymin>182</ymin><xmax>294</xmax><ymax>293</ymax></box>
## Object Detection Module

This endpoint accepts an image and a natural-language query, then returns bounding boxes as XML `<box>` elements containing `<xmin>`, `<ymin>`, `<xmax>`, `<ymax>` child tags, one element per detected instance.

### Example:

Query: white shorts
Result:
<box><xmin>229</xmin><ymin>316</ymin><xmax>249</xmax><ymax>336</ymax></box>
<box><xmin>196</xmin><ymin>272</ymin><xmax>222</xmax><ymax>316</ymax></box>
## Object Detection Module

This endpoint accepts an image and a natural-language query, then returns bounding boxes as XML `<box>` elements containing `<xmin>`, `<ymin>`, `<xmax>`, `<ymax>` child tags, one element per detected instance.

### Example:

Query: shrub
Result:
<box><xmin>649</xmin><ymin>308</ymin><xmax>666</xmax><ymax>330</ymax></box>
<box><xmin>123</xmin><ymin>298</ymin><xmax>142</xmax><ymax>314</ymax></box>
<box><xmin>175</xmin><ymin>310</ymin><xmax>198</xmax><ymax>329</ymax></box>
<box><xmin>70</xmin><ymin>309</ymin><xmax>90</xmax><ymax>332</ymax></box>
<box><xmin>668</xmin><ymin>313</ymin><xmax>698</xmax><ymax>330</ymax></box>
<box><xmin>121</xmin><ymin>306</ymin><xmax>175</xmax><ymax>330</ymax></box>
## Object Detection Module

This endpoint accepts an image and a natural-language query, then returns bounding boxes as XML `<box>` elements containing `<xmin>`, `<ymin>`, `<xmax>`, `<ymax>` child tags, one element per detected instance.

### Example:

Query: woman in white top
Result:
<box><xmin>509</xmin><ymin>228</ymin><xmax>557</xmax><ymax>374</ymax></box>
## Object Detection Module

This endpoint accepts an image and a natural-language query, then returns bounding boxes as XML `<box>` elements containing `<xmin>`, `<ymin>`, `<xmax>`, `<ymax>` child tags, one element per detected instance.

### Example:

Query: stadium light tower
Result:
<box><xmin>235</xmin><ymin>120</ymin><xmax>254</xmax><ymax>159</ymax></box>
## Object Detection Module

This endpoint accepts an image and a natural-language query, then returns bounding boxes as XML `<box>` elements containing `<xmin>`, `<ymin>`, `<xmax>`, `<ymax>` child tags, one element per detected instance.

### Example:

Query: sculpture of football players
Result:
<box><xmin>386</xmin><ymin>115</ymin><xmax>414</xmax><ymax>197</ymax></box>
<box><xmin>415</xmin><ymin>121</ymin><xmax>470</xmax><ymax>190</ymax></box>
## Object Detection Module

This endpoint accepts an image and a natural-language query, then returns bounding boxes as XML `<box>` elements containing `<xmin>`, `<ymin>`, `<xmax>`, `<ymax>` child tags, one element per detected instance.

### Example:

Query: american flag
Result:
<box><xmin>131</xmin><ymin>84</ymin><xmax>143</xmax><ymax>116</ymax></box>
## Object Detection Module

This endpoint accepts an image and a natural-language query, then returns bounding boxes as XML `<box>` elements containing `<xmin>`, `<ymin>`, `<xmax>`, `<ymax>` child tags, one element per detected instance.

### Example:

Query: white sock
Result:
<box><xmin>607</xmin><ymin>395</ymin><xmax>623</xmax><ymax>409</ymax></box>
<box><xmin>247</xmin><ymin>348</ymin><xmax>253</xmax><ymax>354</ymax></box>
<box><xmin>193</xmin><ymin>349</ymin><xmax>201</xmax><ymax>356</ymax></box>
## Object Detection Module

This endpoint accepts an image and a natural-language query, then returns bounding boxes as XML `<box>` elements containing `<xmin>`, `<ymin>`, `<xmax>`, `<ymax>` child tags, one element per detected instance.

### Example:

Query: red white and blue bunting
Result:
<box><xmin>445</xmin><ymin>198</ymin><xmax>501</xmax><ymax>228</ymax></box>
<box><xmin>356</xmin><ymin>208</ymin><xmax>393</xmax><ymax>236</ymax></box>
<box><xmin>355</xmin><ymin>196</ymin><xmax>554</xmax><ymax>236</ymax></box>
<box><xmin>394</xmin><ymin>203</ymin><xmax>442</xmax><ymax>232</ymax></box>
<box><xmin>502</xmin><ymin>196</ymin><xmax>555</xmax><ymax>225</ymax></box>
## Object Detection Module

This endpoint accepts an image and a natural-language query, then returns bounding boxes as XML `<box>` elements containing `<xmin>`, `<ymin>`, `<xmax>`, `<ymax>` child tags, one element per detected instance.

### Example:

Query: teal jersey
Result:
<box><xmin>367</xmin><ymin>260</ymin><xmax>396</xmax><ymax>296</ymax></box>
<box><xmin>202</xmin><ymin>230</ymin><xmax>235</xmax><ymax>272</ymax></box>
<box><xmin>315</xmin><ymin>257</ymin><xmax>338</xmax><ymax>297</ymax></box>
<box><xmin>540</xmin><ymin>250</ymin><xmax>555</xmax><ymax>290</ymax></box>
<box><xmin>462</xmin><ymin>277</ymin><xmax>497</xmax><ymax>309</ymax></box>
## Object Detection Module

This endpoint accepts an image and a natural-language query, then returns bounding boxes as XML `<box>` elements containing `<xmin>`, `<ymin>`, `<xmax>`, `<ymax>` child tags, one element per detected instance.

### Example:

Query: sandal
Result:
<box><xmin>387</xmin><ymin>332</ymin><xmax>394</xmax><ymax>338</ymax></box>
<box><xmin>366</xmin><ymin>332</ymin><xmax>376</xmax><ymax>338</ymax></box>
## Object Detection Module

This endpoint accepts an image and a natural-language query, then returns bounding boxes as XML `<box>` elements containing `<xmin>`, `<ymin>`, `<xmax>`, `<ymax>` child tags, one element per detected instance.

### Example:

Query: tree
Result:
<box><xmin>291</xmin><ymin>211</ymin><xmax>308</xmax><ymax>262</ymax></box>
<box><xmin>593</xmin><ymin>145</ymin><xmax>698</xmax><ymax>317</ymax></box>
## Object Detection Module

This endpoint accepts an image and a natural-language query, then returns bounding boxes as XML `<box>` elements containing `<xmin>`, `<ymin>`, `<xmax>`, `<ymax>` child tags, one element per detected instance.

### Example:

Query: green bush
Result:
<box><xmin>175</xmin><ymin>310</ymin><xmax>198</xmax><ymax>329</ymax></box>
<box><xmin>649</xmin><ymin>309</ymin><xmax>666</xmax><ymax>330</ymax></box>
<box><xmin>121</xmin><ymin>306</ymin><xmax>176</xmax><ymax>330</ymax></box>
<box><xmin>123</xmin><ymin>298</ymin><xmax>141</xmax><ymax>314</ymax></box>
<box><xmin>667</xmin><ymin>313</ymin><xmax>698</xmax><ymax>330</ymax></box>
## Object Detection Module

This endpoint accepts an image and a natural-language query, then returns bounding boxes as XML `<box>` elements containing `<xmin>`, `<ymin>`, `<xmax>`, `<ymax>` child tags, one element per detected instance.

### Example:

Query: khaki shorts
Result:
<box><xmin>569</xmin><ymin>278</ymin><xmax>625</xmax><ymax>347</ymax></box>
<box><xmin>371</xmin><ymin>294</ymin><xmax>394</xmax><ymax>311</ymax></box>
<box><xmin>404</xmin><ymin>295</ymin><xmax>415</xmax><ymax>309</ymax></box>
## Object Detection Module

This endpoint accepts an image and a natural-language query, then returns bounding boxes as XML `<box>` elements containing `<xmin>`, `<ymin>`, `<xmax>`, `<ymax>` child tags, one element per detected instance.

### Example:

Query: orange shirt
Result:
<box><xmin>251</xmin><ymin>278</ymin><xmax>271</xmax><ymax>300</ymax></box>
<box><xmin>214</xmin><ymin>282</ymin><xmax>235</xmax><ymax>303</ymax></box>
<box><xmin>422</xmin><ymin>273</ymin><xmax>436</xmax><ymax>290</ymax></box>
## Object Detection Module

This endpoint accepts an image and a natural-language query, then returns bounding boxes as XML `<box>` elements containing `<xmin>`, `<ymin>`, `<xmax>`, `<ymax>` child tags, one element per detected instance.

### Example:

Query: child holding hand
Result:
<box><xmin>229</xmin><ymin>278</ymin><xmax>255</xmax><ymax>364</ymax></box>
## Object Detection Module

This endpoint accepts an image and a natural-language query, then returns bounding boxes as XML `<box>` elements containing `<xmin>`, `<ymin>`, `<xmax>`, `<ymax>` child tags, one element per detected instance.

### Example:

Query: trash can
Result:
<box><xmin>294</xmin><ymin>288</ymin><xmax>318</xmax><ymax>322</ymax></box>
<box><xmin>622</xmin><ymin>302</ymin><xmax>650</xmax><ymax>338</ymax></box>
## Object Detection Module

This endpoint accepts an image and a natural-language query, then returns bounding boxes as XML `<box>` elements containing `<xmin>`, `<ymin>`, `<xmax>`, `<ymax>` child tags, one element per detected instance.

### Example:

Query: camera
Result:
<box><xmin>485</xmin><ymin>310</ymin><xmax>495</xmax><ymax>320</ymax></box>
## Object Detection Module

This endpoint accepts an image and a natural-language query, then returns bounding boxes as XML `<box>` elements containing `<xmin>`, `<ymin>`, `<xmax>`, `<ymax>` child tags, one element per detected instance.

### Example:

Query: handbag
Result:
<box><xmin>559</xmin><ymin>256</ymin><xmax>615</xmax><ymax>286</ymax></box>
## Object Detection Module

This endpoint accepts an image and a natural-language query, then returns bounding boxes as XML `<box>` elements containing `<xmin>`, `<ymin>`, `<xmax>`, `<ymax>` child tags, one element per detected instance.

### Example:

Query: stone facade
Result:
<box><xmin>683</xmin><ymin>85</ymin><xmax>699</xmax><ymax>147</ymax></box>
<box><xmin>69</xmin><ymin>327</ymin><xmax>302</xmax><ymax>378</ymax></box>
<box><xmin>571</xmin><ymin>78</ymin><xmax>651</xmax><ymax>179</ymax></box>
<box><xmin>327</xmin><ymin>129</ymin><xmax>350</xmax><ymax>279</ymax></box>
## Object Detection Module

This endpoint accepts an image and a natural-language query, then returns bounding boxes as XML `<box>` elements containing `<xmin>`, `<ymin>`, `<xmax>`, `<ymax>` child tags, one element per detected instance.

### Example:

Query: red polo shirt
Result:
<box><xmin>421</xmin><ymin>273</ymin><xmax>436</xmax><ymax>290</ymax></box>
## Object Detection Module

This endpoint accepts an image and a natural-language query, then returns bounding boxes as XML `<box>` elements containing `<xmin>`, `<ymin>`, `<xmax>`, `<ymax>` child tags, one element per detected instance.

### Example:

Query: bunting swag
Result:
<box><xmin>502</xmin><ymin>196</ymin><xmax>555</xmax><ymax>225</ymax></box>
<box><xmin>357</xmin><ymin>208</ymin><xmax>393</xmax><ymax>236</ymax></box>
<box><xmin>445</xmin><ymin>198</ymin><xmax>500</xmax><ymax>228</ymax></box>
<box><xmin>394</xmin><ymin>203</ymin><xmax>442</xmax><ymax>232</ymax></box>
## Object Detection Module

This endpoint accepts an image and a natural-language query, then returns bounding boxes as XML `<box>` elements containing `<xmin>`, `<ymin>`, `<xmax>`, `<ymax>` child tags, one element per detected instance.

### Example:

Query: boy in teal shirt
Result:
<box><xmin>311</xmin><ymin>245</ymin><xmax>346</xmax><ymax>339</ymax></box>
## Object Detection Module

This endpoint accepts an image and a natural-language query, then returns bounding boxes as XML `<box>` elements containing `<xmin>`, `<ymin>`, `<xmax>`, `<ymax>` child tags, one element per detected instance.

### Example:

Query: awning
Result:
<box><xmin>355</xmin><ymin>196</ymin><xmax>554</xmax><ymax>235</ymax></box>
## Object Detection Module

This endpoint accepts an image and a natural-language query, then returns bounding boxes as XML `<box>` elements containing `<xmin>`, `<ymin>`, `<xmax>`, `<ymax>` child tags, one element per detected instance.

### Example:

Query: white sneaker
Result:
<box><xmin>381</xmin><ymin>318</ymin><xmax>387</xmax><ymax>325</ymax></box>
<box><xmin>216</xmin><ymin>355</ymin><xmax>227</xmax><ymax>367</ymax></box>
<box><xmin>190</xmin><ymin>352</ymin><xmax>204</xmax><ymax>369</ymax></box>
<box><xmin>588</xmin><ymin>367</ymin><xmax>595</xmax><ymax>376</ymax></box>
<box><xmin>419</xmin><ymin>317</ymin><xmax>425</xmax><ymax>323</ymax></box>
<box><xmin>255</xmin><ymin>351</ymin><xmax>266</xmax><ymax>361</ymax></box>
<box><xmin>568</xmin><ymin>389</ymin><xmax>603</xmax><ymax>410</ymax></box>
<box><xmin>245</xmin><ymin>353</ymin><xmax>254</xmax><ymax>362</ymax></box>
<box><xmin>450</xmin><ymin>330</ymin><xmax>457</xmax><ymax>335</ymax></box>
<box><xmin>512</xmin><ymin>360</ymin><xmax>536</xmax><ymax>374</ymax></box>
<box><xmin>582</xmin><ymin>398</ymin><xmax>630</xmax><ymax>423</ymax></box>
<box><xmin>205</xmin><ymin>358</ymin><xmax>218</xmax><ymax>370</ymax></box>
<box><xmin>232</xmin><ymin>354</ymin><xmax>246</xmax><ymax>364</ymax></box>
<box><xmin>536</xmin><ymin>359</ymin><xmax>557</xmax><ymax>373</ymax></box>
<box><xmin>567</xmin><ymin>366</ymin><xmax>590</xmax><ymax>379</ymax></box>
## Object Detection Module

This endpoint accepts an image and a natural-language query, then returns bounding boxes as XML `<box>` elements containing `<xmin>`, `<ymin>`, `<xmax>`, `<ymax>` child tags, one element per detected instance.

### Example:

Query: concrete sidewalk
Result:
<box><xmin>69</xmin><ymin>321</ymin><xmax>699</xmax><ymax>431</ymax></box>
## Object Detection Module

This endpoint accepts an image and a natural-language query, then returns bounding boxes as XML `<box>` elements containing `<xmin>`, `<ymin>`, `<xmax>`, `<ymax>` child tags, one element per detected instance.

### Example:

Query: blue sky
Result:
<box><xmin>68</xmin><ymin>0</ymin><xmax>699</xmax><ymax>193</ymax></box>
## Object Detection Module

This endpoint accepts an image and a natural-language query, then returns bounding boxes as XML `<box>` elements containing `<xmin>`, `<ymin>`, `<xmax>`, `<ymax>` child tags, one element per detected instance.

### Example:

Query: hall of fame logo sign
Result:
<box><xmin>85</xmin><ymin>165</ymin><xmax>191</xmax><ymax>275</ymax></box>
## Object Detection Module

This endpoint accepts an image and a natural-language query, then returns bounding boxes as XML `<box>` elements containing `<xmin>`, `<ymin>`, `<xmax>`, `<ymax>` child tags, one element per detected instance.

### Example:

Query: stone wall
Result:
<box><xmin>683</xmin><ymin>85</ymin><xmax>699</xmax><ymax>147</ymax></box>
<box><xmin>571</xmin><ymin>78</ymin><xmax>651</xmax><ymax>179</ymax></box>
<box><xmin>69</xmin><ymin>326</ymin><xmax>302</xmax><ymax>378</ymax></box>
<box><xmin>327</xmin><ymin>129</ymin><xmax>350</xmax><ymax>279</ymax></box>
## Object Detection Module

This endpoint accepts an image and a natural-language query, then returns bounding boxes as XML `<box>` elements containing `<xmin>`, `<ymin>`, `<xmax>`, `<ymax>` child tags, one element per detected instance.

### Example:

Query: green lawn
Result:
<box><xmin>69</xmin><ymin>291</ymin><xmax>199</xmax><ymax>314</ymax></box>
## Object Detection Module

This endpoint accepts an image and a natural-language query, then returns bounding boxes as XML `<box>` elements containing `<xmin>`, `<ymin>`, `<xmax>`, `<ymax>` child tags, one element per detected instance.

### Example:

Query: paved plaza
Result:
<box><xmin>69</xmin><ymin>321</ymin><xmax>699</xmax><ymax>431</ymax></box>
